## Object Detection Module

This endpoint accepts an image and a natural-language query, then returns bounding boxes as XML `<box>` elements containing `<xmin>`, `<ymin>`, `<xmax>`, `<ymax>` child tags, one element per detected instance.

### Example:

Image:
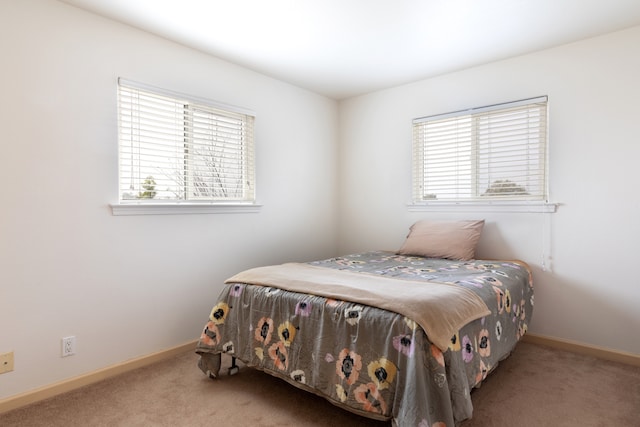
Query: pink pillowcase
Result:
<box><xmin>397</xmin><ymin>219</ymin><xmax>485</xmax><ymax>261</ymax></box>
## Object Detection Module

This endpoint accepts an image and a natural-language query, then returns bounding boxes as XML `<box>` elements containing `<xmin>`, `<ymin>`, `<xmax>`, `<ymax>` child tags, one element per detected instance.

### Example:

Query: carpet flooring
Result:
<box><xmin>1</xmin><ymin>342</ymin><xmax>638</xmax><ymax>426</ymax></box>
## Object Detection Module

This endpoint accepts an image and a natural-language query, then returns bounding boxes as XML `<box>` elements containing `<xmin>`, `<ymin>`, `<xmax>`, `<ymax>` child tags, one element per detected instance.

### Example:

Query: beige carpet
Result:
<box><xmin>1</xmin><ymin>342</ymin><xmax>638</xmax><ymax>426</ymax></box>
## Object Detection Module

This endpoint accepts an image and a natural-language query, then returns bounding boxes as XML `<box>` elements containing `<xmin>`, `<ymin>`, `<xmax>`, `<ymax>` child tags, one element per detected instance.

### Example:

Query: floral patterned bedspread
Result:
<box><xmin>196</xmin><ymin>251</ymin><xmax>533</xmax><ymax>427</ymax></box>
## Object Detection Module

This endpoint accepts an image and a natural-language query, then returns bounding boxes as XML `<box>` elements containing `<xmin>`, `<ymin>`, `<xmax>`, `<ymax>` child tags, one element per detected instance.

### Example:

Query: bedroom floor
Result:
<box><xmin>1</xmin><ymin>342</ymin><xmax>638</xmax><ymax>426</ymax></box>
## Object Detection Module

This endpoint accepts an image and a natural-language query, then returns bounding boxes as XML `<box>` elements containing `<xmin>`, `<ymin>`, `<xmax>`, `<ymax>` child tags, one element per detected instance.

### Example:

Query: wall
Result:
<box><xmin>337</xmin><ymin>26</ymin><xmax>640</xmax><ymax>355</ymax></box>
<box><xmin>0</xmin><ymin>0</ymin><xmax>338</xmax><ymax>399</ymax></box>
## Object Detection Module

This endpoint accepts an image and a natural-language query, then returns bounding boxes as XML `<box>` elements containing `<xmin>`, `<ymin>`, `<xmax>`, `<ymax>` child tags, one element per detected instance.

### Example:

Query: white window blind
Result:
<box><xmin>412</xmin><ymin>96</ymin><xmax>548</xmax><ymax>203</ymax></box>
<box><xmin>117</xmin><ymin>79</ymin><xmax>255</xmax><ymax>204</ymax></box>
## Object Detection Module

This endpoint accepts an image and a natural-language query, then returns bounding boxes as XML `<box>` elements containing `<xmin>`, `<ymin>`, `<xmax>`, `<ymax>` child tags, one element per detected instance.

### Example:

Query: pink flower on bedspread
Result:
<box><xmin>393</xmin><ymin>334</ymin><xmax>415</xmax><ymax>358</ymax></box>
<box><xmin>268</xmin><ymin>341</ymin><xmax>288</xmax><ymax>371</ymax></box>
<box><xmin>200</xmin><ymin>321</ymin><xmax>220</xmax><ymax>346</ymax></box>
<box><xmin>430</xmin><ymin>345</ymin><xmax>445</xmax><ymax>367</ymax></box>
<box><xmin>354</xmin><ymin>383</ymin><xmax>388</xmax><ymax>415</ymax></box>
<box><xmin>255</xmin><ymin>317</ymin><xmax>274</xmax><ymax>345</ymax></box>
<box><xmin>336</xmin><ymin>348</ymin><xmax>362</xmax><ymax>385</ymax></box>
<box><xmin>475</xmin><ymin>359</ymin><xmax>490</xmax><ymax>384</ymax></box>
<box><xmin>519</xmin><ymin>299</ymin><xmax>526</xmax><ymax>320</ymax></box>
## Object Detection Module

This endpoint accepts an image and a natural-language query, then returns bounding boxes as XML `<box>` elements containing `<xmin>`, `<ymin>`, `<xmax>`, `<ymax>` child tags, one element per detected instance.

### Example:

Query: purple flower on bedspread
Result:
<box><xmin>295</xmin><ymin>300</ymin><xmax>312</xmax><ymax>317</ymax></box>
<box><xmin>392</xmin><ymin>334</ymin><xmax>415</xmax><ymax>358</ymax></box>
<box><xmin>229</xmin><ymin>284</ymin><xmax>244</xmax><ymax>297</ymax></box>
<box><xmin>462</xmin><ymin>335</ymin><xmax>474</xmax><ymax>363</ymax></box>
<box><xmin>456</xmin><ymin>279</ymin><xmax>484</xmax><ymax>288</ymax></box>
<box><xmin>477</xmin><ymin>276</ymin><xmax>503</xmax><ymax>287</ymax></box>
<box><xmin>501</xmin><ymin>262</ymin><xmax>522</xmax><ymax>270</ymax></box>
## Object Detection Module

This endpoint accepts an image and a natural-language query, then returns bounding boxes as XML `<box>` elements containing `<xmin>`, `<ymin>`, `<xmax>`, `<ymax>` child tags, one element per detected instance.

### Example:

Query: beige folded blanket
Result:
<box><xmin>226</xmin><ymin>263</ymin><xmax>490</xmax><ymax>351</ymax></box>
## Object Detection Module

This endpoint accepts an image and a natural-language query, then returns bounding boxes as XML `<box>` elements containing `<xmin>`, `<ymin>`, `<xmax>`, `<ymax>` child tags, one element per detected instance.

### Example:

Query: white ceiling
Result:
<box><xmin>61</xmin><ymin>0</ymin><xmax>640</xmax><ymax>100</ymax></box>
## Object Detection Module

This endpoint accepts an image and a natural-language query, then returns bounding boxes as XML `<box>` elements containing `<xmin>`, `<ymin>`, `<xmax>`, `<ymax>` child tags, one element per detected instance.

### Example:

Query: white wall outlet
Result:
<box><xmin>0</xmin><ymin>352</ymin><xmax>14</xmax><ymax>374</ymax></box>
<box><xmin>62</xmin><ymin>336</ymin><xmax>76</xmax><ymax>357</ymax></box>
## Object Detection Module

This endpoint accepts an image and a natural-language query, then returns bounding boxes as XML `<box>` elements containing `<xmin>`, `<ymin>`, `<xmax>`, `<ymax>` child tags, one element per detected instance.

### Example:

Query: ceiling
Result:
<box><xmin>61</xmin><ymin>0</ymin><xmax>640</xmax><ymax>100</ymax></box>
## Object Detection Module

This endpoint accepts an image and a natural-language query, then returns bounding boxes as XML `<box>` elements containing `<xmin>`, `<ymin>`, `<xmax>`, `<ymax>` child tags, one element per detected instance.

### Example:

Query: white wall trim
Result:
<box><xmin>522</xmin><ymin>333</ymin><xmax>640</xmax><ymax>367</ymax></box>
<box><xmin>110</xmin><ymin>203</ymin><xmax>263</xmax><ymax>215</ymax></box>
<box><xmin>407</xmin><ymin>201</ymin><xmax>559</xmax><ymax>213</ymax></box>
<box><xmin>0</xmin><ymin>340</ymin><xmax>198</xmax><ymax>415</ymax></box>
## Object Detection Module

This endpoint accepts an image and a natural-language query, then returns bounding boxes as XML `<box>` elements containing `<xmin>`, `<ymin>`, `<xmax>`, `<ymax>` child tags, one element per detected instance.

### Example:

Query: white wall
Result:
<box><xmin>337</xmin><ymin>26</ymin><xmax>640</xmax><ymax>355</ymax></box>
<box><xmin>0</xmin><ymin>0</ymin><xmax>338</xmax><ymax>399</ymax></box>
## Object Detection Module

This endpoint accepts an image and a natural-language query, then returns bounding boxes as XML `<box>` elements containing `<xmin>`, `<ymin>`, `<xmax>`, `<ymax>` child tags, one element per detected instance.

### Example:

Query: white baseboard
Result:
<box><xmin>522</xmin><ymin>333</ymin><xmax>640</xmax><ymax>367</ymax></box>
<box><xmin>0</xmin><ymin>340</ymin><xmax>198</xmax><ymax>415</ymax></box>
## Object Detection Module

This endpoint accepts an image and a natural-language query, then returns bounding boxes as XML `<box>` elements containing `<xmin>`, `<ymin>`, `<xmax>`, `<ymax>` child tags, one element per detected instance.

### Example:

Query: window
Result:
<box><xmin>117</xmin><ymin>79</ymin><xmax>255</xmax><ymax>208</ymax></box>
<box><xmin>412</xmin><ymin>97</ymin><xmax>548</xmax><ymax>205</ymax></box>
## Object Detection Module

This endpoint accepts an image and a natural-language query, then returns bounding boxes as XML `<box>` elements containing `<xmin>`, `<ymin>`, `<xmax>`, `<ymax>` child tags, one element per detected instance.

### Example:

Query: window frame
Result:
<box><xmin>111</xmin><ymin>78</ymin><xmax>260</xmax><ymax>216</ymax></box>
<box><xmin>409</xmin><ymin>96</ymin><xmax>557</xmax><ymax>213</ymax></box>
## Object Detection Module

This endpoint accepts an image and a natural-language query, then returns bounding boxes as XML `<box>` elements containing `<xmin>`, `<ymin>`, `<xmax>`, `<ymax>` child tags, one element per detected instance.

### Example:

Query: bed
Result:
<box><xmin>195</xmin><ymin>220</ymin><xmax>534</xmax><ymax>427</ymax></box>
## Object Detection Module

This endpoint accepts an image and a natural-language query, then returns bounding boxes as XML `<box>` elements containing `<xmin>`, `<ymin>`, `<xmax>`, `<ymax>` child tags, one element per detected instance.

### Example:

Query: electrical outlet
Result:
<box><xmin>62</xmin><ymin>336</ymin><xmax>76</xmax><ymax>357</ymax></box>
<box><xmin>0</xmin><ymin>352</ymin><xmax>14</xmax><ymax>374</ymax></box>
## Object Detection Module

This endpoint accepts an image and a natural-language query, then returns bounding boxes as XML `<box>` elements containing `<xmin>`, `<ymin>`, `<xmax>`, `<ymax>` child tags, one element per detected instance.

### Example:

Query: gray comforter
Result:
<box><xmin>196</xmin><ymin>251</ymin><xmax>533</xmax><ymax>426</ymax></box>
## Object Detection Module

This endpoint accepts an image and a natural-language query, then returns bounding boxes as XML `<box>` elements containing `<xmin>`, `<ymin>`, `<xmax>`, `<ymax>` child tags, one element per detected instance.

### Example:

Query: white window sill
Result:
<box><xmin>110</xmin><ymin>202</ymin><xmax>262</xmax><ymax>216</ymax></box>
<box><xmin>407</xmin><ymin>201</ymin><xmax>558</xmax><ymax>213</ymax></box>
